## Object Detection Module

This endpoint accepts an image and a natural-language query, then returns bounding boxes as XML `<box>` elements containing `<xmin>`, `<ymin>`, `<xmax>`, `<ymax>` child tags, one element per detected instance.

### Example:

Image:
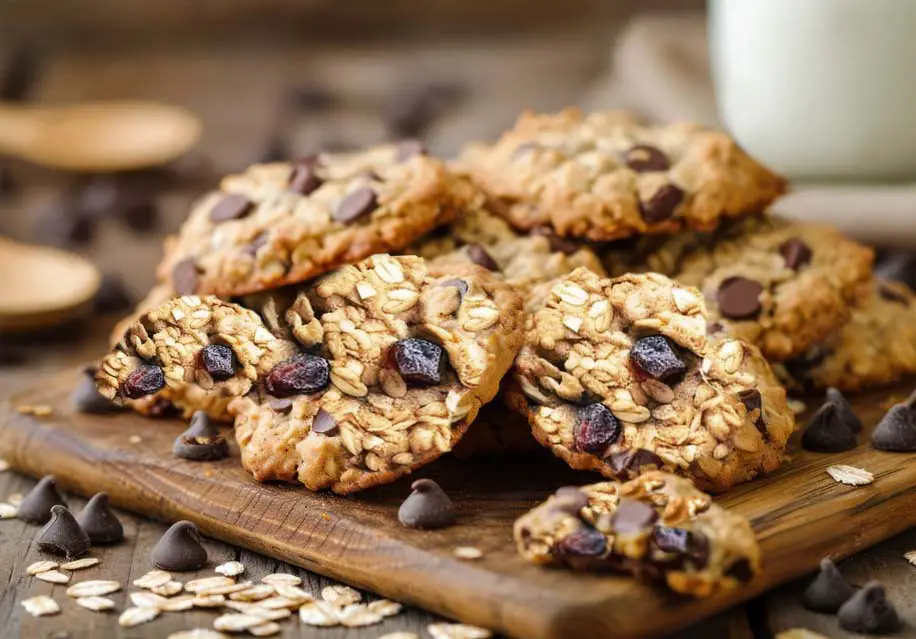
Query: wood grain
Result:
<box><xmin>1</xmin><ymin>369</ymin><xmax>914</xmax><ymax>639</ymax></box>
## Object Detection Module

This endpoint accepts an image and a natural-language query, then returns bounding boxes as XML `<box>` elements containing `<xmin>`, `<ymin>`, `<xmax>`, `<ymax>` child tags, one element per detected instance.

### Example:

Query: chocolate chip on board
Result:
<box><xmin>826</xmin><ymin>387</ymin><xmax>862</xmax><ymax>434</ymax></box>
<box><xmin>71</xmin><ymin>372</ymin><xmax>122</xmax><ymax>414</ymax></box>
<box><xmin>801</xmin><ymin>402</ymin><xmax>858</xmax><ymax>453</ymax></box>
<box><xmin>173</xmin><ymin>411</ymin><xmax>230</xmax><ymax>461</ymax></box>
<box><xmin>35</xmin><ymin>505</ymin><xmax>91</xmax><ymax>559</ymax></box>
<box><xmin>398</xmin><ymin>479</ymin><xmax>455</xmax><ymax>530</ymax></box>
<box><xmin>802</xmin><ymin>557</ymin><xmax>855</xmax><ymax>613</ymax></box>
<box><xmin>76</xmin><ymin>493</ymin><xmax>124</xmax><ymax>544</ymax></box>
<box><xmin>871</xmin><ymin>394</ymin><xmax>916</xmax><ymax>452</ymax></box>
<box><xmin>17</xmin><ymin>476</ymin><xmax>67</xmax><ymax>524</ymax></box>
<box><xmin>837</xmin><ymin>582</ymin><xmax>901</xmax><ymax>634</ymax></box>
<box><xmin>151</xmin><ymin>521</ymin><xmax>208</xmax><ymax>571</ymax></box>
<box><xmin>717</xmin><ymin>277</ymin><xmax>764</xmax><ymax>320</ymax></box>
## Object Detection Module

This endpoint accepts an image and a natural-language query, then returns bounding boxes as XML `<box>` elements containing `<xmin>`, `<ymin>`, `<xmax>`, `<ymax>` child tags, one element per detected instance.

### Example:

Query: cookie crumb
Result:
<box><xmin>428</xmin><ymin>622</ymin><xmax>492</xmax><ymax>639</ymax></box>
<box><xmin>826</xmin><ymin>465</ymin><xmax>874</xmax><ymax>486</ymax></box>
<box><xmin>904</xmin><ymin>550</ymin><xmax>916</xmax><ymax>565</ymax></box>
<box><xmin>453</xmin><ymin>546</ymin><xmax>483</xmax><ymax>560</ymax></box>
<box><xmin>215</xmin><ymin>561</ymin><xmax>245</xmax><ymax>577</ymax></box>
<box><xmin>21</xmin><ymin>595</ymin><xmax>60</xmax><ymax>617</ymax></box>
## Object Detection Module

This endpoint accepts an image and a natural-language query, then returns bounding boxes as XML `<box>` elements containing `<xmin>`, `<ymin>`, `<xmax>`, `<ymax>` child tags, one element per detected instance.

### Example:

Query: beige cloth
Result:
<box><xmin>581</xmin><ymin>14</ymin><xmax>916</xmax><ymax>246</ymax></box>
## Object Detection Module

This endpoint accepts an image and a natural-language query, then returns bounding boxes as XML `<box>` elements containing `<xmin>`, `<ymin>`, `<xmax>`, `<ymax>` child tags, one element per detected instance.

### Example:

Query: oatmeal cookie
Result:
<box><xmin>779</xmin><ymin>280</ymin><xmax>916</xmax><ymax>392</ymax></box>
<box><xmin>157</xmin><ymin>143</ymin><xmax>482</xmax><ymax>297</ymax></box>
<box><xmin>97</xmin><ymin>255</ymin><xmax>525</xmax><ymax>494</ymax></box>
<box><xmin>602</xmin><ymin>215</ymin><xmax>874</xmax><ymax>362</ymax></box>
<box><xmin>514</xmin><ymin>472</ymin><xmax>760</xmax><ymax>598</ymax></box>
<box><xmin>460</xmin><ymin>108</ymin><xmax>786</xmax><ymax>242</ymax></box>
<box><xmin>511</xmin><ymin>268</ymin><xmax>794</xmax><ymax>493</ymax></box>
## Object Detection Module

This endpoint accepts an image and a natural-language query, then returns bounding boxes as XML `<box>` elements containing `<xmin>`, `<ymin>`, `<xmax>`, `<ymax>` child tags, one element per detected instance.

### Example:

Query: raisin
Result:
<box><xmin>573</xmin><ymin>403</ymin><xmax>620</xmax><ymax>455</ymax></box>
<box><xmin>265</xmin><ymin>353</ymin><xmax>330</xmax><ymax>397</ymax></box>
<box><xmin>392</xmin><ymin>338</ymin><xmax>445</xmax><ymax>386</ymax></box>
<box><xmin>555</xmin><ymin>527</ymin><xmax>607</xmax><ymax>558</ymax></box>
<box><xmin>630</xmin><ymin>335</ymin><xmax>686</xmax><ymax>382</ymax></box>
<box><xmin>123</xmin><ymin>364</ymin><xmax>165</xmax><ymax>399</ymax></box>
<box><xmin>199</xmin><ymin>344</ymin><xmax>237</xmax><ymax>381</ymax></box>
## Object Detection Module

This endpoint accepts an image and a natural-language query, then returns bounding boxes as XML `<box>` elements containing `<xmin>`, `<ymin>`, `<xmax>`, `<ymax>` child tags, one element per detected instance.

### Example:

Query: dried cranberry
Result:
<box><xmin>573</xmin><ymin>403</ymin><xmax>620</xmax><ymax>455</ymax></box>
<box><xmin>555</xmin><ymin>527</ymin><xmax>607</xmax><ymax>558</ymax></box>
<box><xmin>199</xmin><ymin>344</ymin><xmax>237</xmax><ymax>381</ymax></box>
<box><xmin>123</xmin><ymin>364</ymin><xmax>165</xmax><ymax>399</ymax></box>
<box><xmin>265</xmin><ymin>353</ymin><xmax>330</xmax><ymax>397</ymax></box>
<box><xmin>630</xmin><ymin>335</ymin><xmax>686</xmax><ymax>382</ymax></box>
<box><xmin>651</xmin><ymin>526</ymin><xmax>709</xmax><ymax>567</ymax></box>
<box><xmin>392</xmin><ymin>338</ymin><xmax>445</xmax><ymax>386</ymax></box>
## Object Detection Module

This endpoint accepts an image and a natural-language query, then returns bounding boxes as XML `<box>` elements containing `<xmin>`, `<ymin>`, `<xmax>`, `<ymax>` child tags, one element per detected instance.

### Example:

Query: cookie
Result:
<box><xmin>97</xmin><ymin>255</ymin><xmax>525</xmax><ymax>494</ymax></box>
<box><xmin>157</xmin><ymin>144</ymin><xmax>482</xmax><ymax>297</ymax></box>
<box><xmin>514</xmin><ymin>472</ymin><xmax>760</xmax><ymax>598</ymax></box>
<box><xmin>460</xmin><ymin>108</ymin><xmax>786</xmax><ymax>242</ymax></box>
<box><xmin>603</xmin><ymin>215</ymin><xmax>874</xmax><ymax>362</ymax></box>
<box><xmin>511</xmin><ymin>268</ymin><xmax>794</xmax><ymax>493</ymax></box>
<box><xmin>779</xmin><ymin>280</ymin><xmax>916</xmax><ymax>392</ymax></box>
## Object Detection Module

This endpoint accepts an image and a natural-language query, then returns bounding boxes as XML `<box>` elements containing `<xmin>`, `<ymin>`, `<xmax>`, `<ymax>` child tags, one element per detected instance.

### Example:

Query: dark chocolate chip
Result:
<box><xmin>17</xmin><ymin>476</ymin><xmax>67</xmax><ymax>524</ymax></box>
<box><xmin>151</xmin><ymin>520</ymin><xmax>208</xmax><ymax>571</ymax></box>
<box><xmin>573</xmin><ymin>403</ymin><xmax>620</xmax><ymax>455</ymax></box>
<box><xmin>802</xmin><ymin>557</ymin><xmax>856</xmax><ymax>613</ymax></box>
<box><xmin>465</xmin><ymin>244</ymin><xmax>499</xmax><ymax>271</ymax></box>
<box><xmin>717</xmin><ymin>277</ymin><xmax>763</xmax><ymax>320</ymax></box>
<box><xmin>35</xmin><ymin>506</ymin><xmax>91</xmax><ymax>559</ymax></box>
<box><xmin>288</xmin><ymin>161</ymin><xmax>322</xmax><ymax>196</ymax></box>
<box><xmin>630</xmin><ymin>335</ymin><xmax>687</xmax><ymax>382</ymax></box>
<box><xmin>531</xmin><ymin>227</ymin><xmax>580</xmax><ymax>255</ymax></box>
<box><xmin>838</xmin><ymin>582</ymin><xmax>900</xmax><ymax>634</ymax></box>
<box><xmin>173</xmin><ymin>411</ymin><xmax>230</xmax><ymax>461</ymax></box>
<box><xmin>607</xmin><ymin>449</ymin><xmax>664</xmax><ymax>474</ymax></box>
<box><xmin>265</xmin><ymin>353</ymin><xmax>330</xmax><ymax>397</ymax></box>
<box><xmin>209</xmin><ymin>193</ymin><xmax>253</xmax><ymax>223</ymax></box>
<box><xmin>625</xmin><ymin>145</ymin><xmax>670</xmax><ymax>173</ymax></box>
<box><xmin>199</xmin><ymin>344</ymin><xmax>237</xmax><ymax>381</ymax></box>
<box><xmin>93</xmin><ymin>274</ymin><xmax>133</xmax><ymax>313</ymax></box>
<box><xmin>398</xmin><ymin>479</ymin><xmax>455</xmax><ymax>530</ymax></box>
<box><xmin>609</xmin><ymin>499</ymin><xmax>659</xmax><ymax>534</ymax></box>
<box><xmin>555</xmin><ymin>527</ymin><xmax>607</xmax><ymax>558</ymax></box>
<box><xmin>71</xmin><ymin>372</ymin><xmax>122</xmax><ymax>414</ymax></box>
<box><xmin>395</xmin><ymin>139</ymin><xmax>427</xmax><ymax>162</ymax></box>
<box><xmin>392</xmin><ymin>338</ymin><xmax>446</xmax><ymax>387</ymax></box>
<box><xmin>651</xmin><ymin>526</ymin><xmax>710</xmax><ymax>567</ymax></box>
<box><xmin>779</xmin><ymin>238</ymin><xmax>813</xmax><ymax>271</ymax></box>
<box><xmin>333</xmin><ymin>188</ymin><xmax>377</xmax><ymax>223</ymax></box>
<box><xmin>311</xmin><ymin>408</ymin><xmax>338</xmax><ymax>435</ymax></box>
<box><xmin>826</xmin><ymin>387</ymin><xmax>862</xmax><ymax>434</ymax></box>
<box><xmin>172</xmin><ymin>257</ymin><xmax>200</xmax><ymax>295</ymax></box>
<box><xmin>439</xmin><ymin>278</ymin><xmax>469</xmax><ymax>299</ymax></box>
<box><xmin>552</xmin><ymin>486</ymin><xmax>589</xmax><ymax>514</ymax></box>
<box><xmin>802</xmin><ymin>402</ymin><xmax>858</xmax><ymax>452</ymax></box>
<box><xmin>122</xmin><ymin>364</ymin><xmax>165</xmax><ymax>400</ymax></box>
<box><xmin>267</xmin><ymin>397</ymin><xmax>293</xmax><ymax>414</ymax></box>
<box><xmin>737</xmin><ymin>388</ymin><xmax>766</xmax><ymax>435</ymax></box>
<box><xmin>243</xmin><ymin>233</ymin><xmax>269</xmax><ymax>258</ymax></box>
<box><xmin>639</xmin><ymin>184</ymin><xmax>684</xmax><ymax>224</ymax></box>
<box><xmin>75</xmin><ymin>493</ymin><xmax>124</xmax><ymax>544</ymax></box>
<box><xmin>872</xmin><ymin>401</ymin><xmax>916</xmax><ymax>452</ymax></box>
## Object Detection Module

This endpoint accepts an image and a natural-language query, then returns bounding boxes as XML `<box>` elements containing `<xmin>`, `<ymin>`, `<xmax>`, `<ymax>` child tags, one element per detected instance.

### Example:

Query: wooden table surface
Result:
<box><xmin>0</xmin><ymin>31</ymin><xmax>914</xmax><ymax>639</ymax></box>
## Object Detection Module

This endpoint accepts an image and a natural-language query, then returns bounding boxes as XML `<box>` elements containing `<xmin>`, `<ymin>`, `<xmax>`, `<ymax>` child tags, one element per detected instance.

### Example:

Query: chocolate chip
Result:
<box><xmin>122</xmin><ymin>364</ymin><xmax>165</xmax><ymax>400</ymax></box>
<box><xmin>288</xmin><ymin>161</ymin><xmax>322</xmax><ymax>196</ymax></box>
<box><xmin>802</xmin><ymin>402</ymin><xmax>858</xmax><ymax>452</ymax></box>
<box><xmin>802</xmin><ymin>558</ymin><xmax>856</xmax><ymax>613</ymax></box>
<box><xmin>738</xmin><ymin>388</ymin><xmax>766</xmax><ymax>435</ymax></box>
<box><xmin>838</xmin><ymin>582</ymin><xmax>900</xmax><ymax>634</ymax></box>
<box><xmin>35</xmin><ymin>506</ymin><xmax>91</xmax><ymax>559</ymax></box>
<box><xmin>625</xmin><ymin>145</ymin><xmax>670</xmax><ymax>173</ymax></box>
<box><xmin>872</xmin><ymin>400</ymin><xmax>916</xmax><ymax>452</ymax></box>
<box><xmin>630</xmin><ymin>335</ymin><xmax>687</xmax><ymax>382</ymax></box>
<box><xmin>779</xmin><ymin>238</ymin><xmax>813</xmax><ymax>270</ymax></box>
<box><xmin>555</xmin><ymin>527</ymin><xmax>607</xmax><ymax>558</ymax></box>
<box><xmin>573</xmin><ymin>403</ymin><xmax>620</xmax><ymax>455</ymax></box>
<box><xmin>439</xmin><ymin>278</ymin><xmax>469</xmax><ymax>299</ymax></box>
<box><xmin>173</xmin><ymin>411</ymin><xmax>230</xmax><ymax>461</ymax></box>
<box><xmin>398</xmin><ymin>479</ymin><xmax>455</xmax><ymax>530</ymax></box>
<box><xmin>172</xmin><ymin>257</ymin><xmax>200</xmax><ymax>295</ymax></box>
<box><xmin>531</xmin><ymin>227</ymin><xmax>580</xmax><ymax>255</ymax></box>
<box><xmin>610</xmin><ymin>499</ymin><xmax>659</xmax><ymax>534</ymax></box>
<box><xmin>826</xmin><ymin>387</ymin><xmax>862</xmax><ymax>434</ymax></box>
<box><xmin>75</xmin><ymin>493</ymin><xmax>124</xmax><ymax>544</ymax></box>
<box><xmin>334</xmin><ymin>188</ymin><xmax>377</xmax><ymax>223</ymax></box>
<box><xmin>265</xmin><ymin>353</ymin><xmax>330</xmax><ymax>397</ymax></box>
<box><xmin>210</xmin><ymin>193</ymin><xmax>253</xmax><ymax>223</ymax></box>
<box><xmin>607</xmin><ymin>449</ymin><xmax>664</xmax><ymax>474</ymax></box>
<box><xmin>18</xmin><ymin>476</ymin><xmax>67</xmax><ymax>524</ymax></box>
<box><xmin>71</xmin><ymin>372</ymin><xmax>122</xmax><ymax>414</ymax></box>
<box><xmin>151</xmin><ymin>521</ymin><xmax>208</xmax><ymax>571</ymax></box>
<box><xmin>243</xmin><ymin>233</ymin><xmax>269</xmax><ymax>258</ymax></box>
<box><xmin>395</xmin><ymin>139</ymin><xmax>427</xmax><ymax>162</ymax></box>
<box><xmin>392</xmin><ymin>338</ymin><xmax>446</xmax><ymax>387</ymax></box>
<box><xmin>267</xmin><ymin>397</ymin><xmax>293</xmax><ymax>414</ymax></box>
<box><xmin>639</xmin><ymin>184</ymin><xmax>684</xmax><ymax>224</ymax></box>
<box><xmin>199</xmin><ymin>344</ymin><xmax>237</xmax><ymax>381</ymax></box>
<box><xmin>651</xmin><ymin>527</ymin><xmax>709</xmax><ymax>567</ymax></box>
<box><xmin>552</xmin><ymin>486</ymin><xmax>589</xmax><ymax>514</ymax></box>
<box><xmin>717</xmin><ymin>277</ymin><xmax>763</xmax><ymax>320</ymax></box>
<box><xmin>311</xmin><ymin>408</ymin><xmax>338</xmax><ymax>435</ymax></box>
<box><xmin>465</xmin><ymin>244</ymin><xmax>499</xmax><ymax>271</ymax></box>
<box><xmin>93</xmin><ymin>274</ymin><xmax>133</xmax><ymax>313</ymax></box>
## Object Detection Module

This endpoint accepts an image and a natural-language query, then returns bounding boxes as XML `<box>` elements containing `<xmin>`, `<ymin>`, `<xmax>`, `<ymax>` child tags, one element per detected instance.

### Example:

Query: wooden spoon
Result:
<box><xmin>0</xmin><ymin>238</ymin><xmax>100</xmax><ymax>332</ymax></box>
<box><xmin>0</xmin><ymin>101</ymin><xmax>201</xmax><ymax>172</ymax></box>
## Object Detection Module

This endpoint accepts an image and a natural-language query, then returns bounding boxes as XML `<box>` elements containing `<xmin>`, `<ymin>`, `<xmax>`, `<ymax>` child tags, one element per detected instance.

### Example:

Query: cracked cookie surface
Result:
<box><xmin>511</xmin><ymin>269</ymin><xmax>794</xmax><ymax>493</ymax></box>
<box><xmin>157</xmin><ymin>144</ymin><xmax>482</xmax><ymax>297</ymax></box>
<box><xmin>514</xmin><ymin>472</ymin><xmax>760</xmax><ymax>598</ymax></box>
<box><xmin>98</xmin><ymin>255</ymin><xmax>525</xmax><ymax>493</ymax></box>
<box><xmin>460</xmin><ymin>108</ymin><xmax>786</xmax><ymax>242</ymax></box>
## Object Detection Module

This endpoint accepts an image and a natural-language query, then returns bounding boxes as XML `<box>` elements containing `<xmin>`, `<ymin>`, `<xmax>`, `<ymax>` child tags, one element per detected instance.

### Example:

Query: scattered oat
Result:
<box><xmin>905</xmin><ymin>551</ymin><xmax>916</xmax><ymax>566</ymax></box>
<box><xmin>198</xmin><ymin>581</ymin><xmax>253</xmax><ymax>597</ymax></box>
<box><xmin>230</xmin><ymin>584</ymin><xmax>275</xmax><ymax>602</ymax></box>
<box><xmin>258</xmin><ymin>596</ymin><xmax>304</xmax><ymax>610</ymax></box>
<box><xmin>223</xmin><ymin>602</ymin><xmax>291</xmax><ymax>620</ymax></box>
<box><xmin>61</xmin><ymin>557</ymin><xmax>100</xmax><ymax>571</ymax></box>
<box><xmin>151</xmin><ymin>580</ymin><xmax>185</xmax><ymax>596</ymax></box>
<box><xmin>134</xmin><ymin>569</ymin><xmax>172</xmax><ymax>589</ymax></box>
<box><xmin>0</xmin><ymin>458</ymin><xmax>8</xmax><ymax>472</ymax></box>
<box><xmin>27</xmin><ymin>560</ymin><xmax>59</xmax><ymax>575</ymax></box>
<box><xmin>185</xmin><ymin>576</ymin><xmax>234</xmax><ymax>593</ymax></box>
<box><xmin>168</xmin><ymin>631</ymin><xmax>229</xmax><ymax>639</ymax></box>
<box><xmin>131</xmin><ymin>591</ymin><xmax>167</xmax><ymax>608</ymax></box>
<box><xmin>75</xmin><ymin>596</ymin><xmax>115</xmax><ymax>611</ymax></box>
<box><xmin>21</xmin><ymin>595</ymin><xmax>60</xmax><ymax>617</ymax></box>
<box><xmin>7</xmin><ymin>492</ymin><xmax>23</xmax><ymax>506</ymax></box>
<box><xmin>298</xmin><ymin>600</ymin><xmax>340</xmax><ymax>627</ymax></box>
<box><xmin>215</xmin><ymin>561</ymin><xmax>245</xmax><ymax>577</ymax></box>
<box><xmin>213</xmin><ymin>613</ymin><xmax>264</xmax><ymax>632</ymax></box>
<box><xmin>119</xmin><ymin>606</ymin><xmax>161</xmax><ymax>627</ymax></box>
<box><xmin>428</xmin><ymin>623</ymin><xmax>492</xmax><ymax>639</ymax></box>
<box><xmin>339</xmin><ymin>603</ymin><xmax>384</xmax><ymax>627</ymax></box>
<box><xmin>261</xmin><ymin>573</ymin><xmax>301</xmax><ymax>587</ymax></box>
<box><xmin>787</xmin><ymin>399</ymin><xmax>807</xmax><ymax>415</ymax></box>
<box><xmin>159</xmin><ymin>595</ymin><xmax>196</xmax><ymax>612</ymax></box>
<box><xmin>453</xmin><ymin>546</ymin><xmax>483</xmax><ymax>560</ymax></box>
<box><xmin>368</xmin><ymin>599</ymin><xmax>403</xmax><ymax>617</ymax></box>
<box><xmin>67</xmin><ymin>580</ymin><xmax>121</xmax><ymax>598</ymax></box>
<box><xmin>248</xmin><ymin>622</ymin><xmax>282</xmax><ymax>637</ymax></box>
<box><xmin>36</xmin><ymin>570</ymin><xmax>71</xmax><ymax>584</ymax></box>
<box><xmin>273</xmin><ymin>583</ymin><xmax>312</xmax><ymax>603</ymax></box>
<box><xmin>0</xmin><ymin>503</ymin><xmax>17</xmax><ymax>519</ymax></box>
<box><xmin>379</xmin><ymin>633</ymin><xmax>419</xmax><ymax>639</ymax></box>
<box><xmin>129</xmin><ymin>435</ymin><xmax>142</xmax><ymax>444</ymax></box>
<box><xmin>321</xmin><ymin>584</ymin><xmax>361</xmax><ymax>607</ymax></box>
<box><xmin>827</xmin><ymin>465</ymin><xmax>875</xmax><ymax>486</ymax></box>
<box><xmin>192</xmin><ymin>594</ymin><xmax>226</xmax><ymax>608</ymax></box>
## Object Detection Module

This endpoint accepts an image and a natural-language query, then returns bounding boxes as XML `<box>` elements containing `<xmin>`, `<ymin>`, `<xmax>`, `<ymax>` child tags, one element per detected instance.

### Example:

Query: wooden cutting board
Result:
<box><xmin>1</xmin><ymin>367</ymin><xmax>915</xmax><ymax>639</ymax></box>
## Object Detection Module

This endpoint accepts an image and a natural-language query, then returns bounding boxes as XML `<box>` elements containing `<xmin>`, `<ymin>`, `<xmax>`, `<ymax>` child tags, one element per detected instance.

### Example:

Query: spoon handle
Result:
<box><xmin>0</xmin><ymin>104</ymin><xmax>37</xmax><ymax>156</ymax></box>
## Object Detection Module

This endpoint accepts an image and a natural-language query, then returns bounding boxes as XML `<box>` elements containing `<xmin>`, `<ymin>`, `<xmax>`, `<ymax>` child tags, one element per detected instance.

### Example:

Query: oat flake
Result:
<box><xmin>21</xmin><ymin>595</ymin><xmax>60</xmax><ymax>617</ymax></box>
<box><xmin>826</xmin><ymin>465</ymin><xmax>875</xmax><ymax>486</ymax></box>
<box><xmin>151</xmin><ymin>580</ymin><xmax>184</xmax><ymax>596</ymax></box>
<box><xmin>134</xmin><ymin>569</ymin><xmax>172</xmax><ymax>589</ymax></box>
<box><xmin>185</xmin><ymin>576</ymin><xmax>234</xmax><ymax>593</ymax></box>
<box><xmin>75</xmin><ymin>596</ymin><xmax>115</xmax><ymax>611</ymax></box>
<box><xmin>338</xmin><ymin>603</ymin><xmax>384</xmax><ymax>627</ymax></box>
<box><xmin>67</xmin><ymin>580</ymin><xmax>121</xmax><ymax>598</ymax></box>
<box><xmin>213</xmin><ymin>613</ymin><xmax>263</xmax><ymax>632</ymax></box>
<box><xmin>261</xmin><ymin>573</ymin><xmax>301</xmax><ymax>587</ymax></box>
<box><xmin>215</xmin><ymin>561</ymin><xmax>245</xmax><ymax>577</ymax></box>
<box><xmin>367</xmin><ymin>599</ymin><xmax>403</xmax><ymax>617</ymax></box>
<box><xmin>130</xmin><ymin>591</ymin><xmax>167</xmax><ymax>608</ymax></box>
<box><xmin>379</xmin><ymin>633</ymin><xmax>420</xmax><ymax>639</ymax></box>
<box><xmin>428</xmin><ymin>622</ymin><xmax>493</xmax><ymax>639</ymax></box>
<box><xmin>229</xmin><ymin>584</ymin><xmax>275</xmax><ymax>602</ymax></box>
<box><xmin>159</xmin><ymin>595</ymin><xmax>197</xmax><ymax>612</ymax></box>
<box><xmin>192</xmin><ymin>594</ymin><xmax>226</xmax><ymax>608</ymax></box>
<box><xmin>0</xmin><ymin>458</ymin><xmax>9</xmax><ymax>472</ymax></box>
<box><xmin>61</xmin><ymin>557</ymin><xmax>100</xmax><ymax>571</ymax></box>
<box><xmin>26</xmin><ymin>560</ymin><xmax>59</xmax><ymax>575</ymax></box>
<box><xmin>453</xmin><ymin>546</ymin><xmax>484</xmax><ymax>560</ymax></box>
<box><xmin>904</xmin><ymin>551</ymin><xmax>916</xmax><ymax>566</ymax></box>
<box><xmin>35</xmin><ymin>570</ymin><xmax>71</xmax><ymax>584</ymax></box>
<box><xmin>321</xmin><ymin>584</ymin><xmax>361</xmax><ymax>606</ymax></box>
<box><xmin>0</xmin><ymin>503</ymin><xmax>17</xmax><ymax>519</ymax></box>
<box><xmin>247</xmin><ymin>622</ymin><xmax>282</xmax><ymax>637</ymax></box>
<box><xmin>298</xmin><ymin>600</ymin><xmax>340</xmax><ymax>627</ymax></box>
<box><xmin>119</xmin><ymin>606</ymin><xmax>161</xmax><ymax>627</ymax></box>
<box><xmin>167</xmin><ymin>630</ymin><xmax>229</xmax><ymax>639</ymax></box>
